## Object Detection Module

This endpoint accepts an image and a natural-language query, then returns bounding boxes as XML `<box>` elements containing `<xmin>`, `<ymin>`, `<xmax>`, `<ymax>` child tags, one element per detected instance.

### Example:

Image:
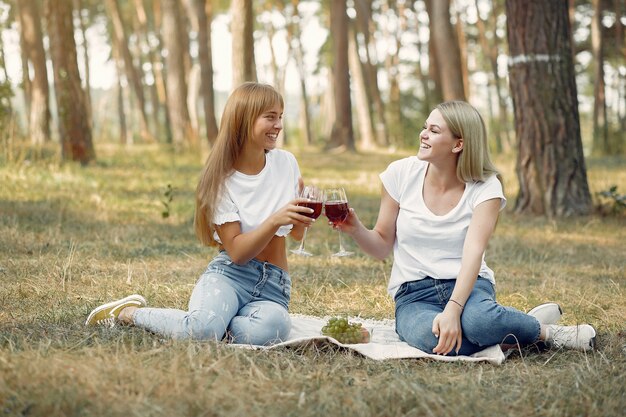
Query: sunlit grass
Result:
<box><xmin>0</xmin><ymin>144</ymin><xmax>624</xmax><ymax>416</ymax></box>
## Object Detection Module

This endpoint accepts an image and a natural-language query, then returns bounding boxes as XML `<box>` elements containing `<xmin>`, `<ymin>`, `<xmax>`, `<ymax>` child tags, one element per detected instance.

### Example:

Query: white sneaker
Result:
<box><xmin>85</xmin><ymin>294</ymin><xmax>146</xmax><ymax>327</ymax></box>
<box><xmin>546</xmin><ymin>324</ymin><xmax>596</xmax><ymax>351</ymax></box>
<box><xmin>527</xmin><ymin>303</ymin><xmax>562</xmax><ymax>325</ymax></box>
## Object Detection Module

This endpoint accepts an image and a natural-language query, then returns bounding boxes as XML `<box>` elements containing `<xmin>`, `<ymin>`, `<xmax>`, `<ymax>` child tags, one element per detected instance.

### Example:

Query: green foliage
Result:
<box><xmin>0</xmin><ymin>79</ymin><xmax>12</xmax><ymax>128</ymax></box>
<box><xmin>596</xmin><ymin>185</ymin><xmax>626</xmax><ymax>215</ymax></box>
<box><xmin>161</xmin><ymin>183</ymin><xmax>175</xmax><ymax>218</ymax></box>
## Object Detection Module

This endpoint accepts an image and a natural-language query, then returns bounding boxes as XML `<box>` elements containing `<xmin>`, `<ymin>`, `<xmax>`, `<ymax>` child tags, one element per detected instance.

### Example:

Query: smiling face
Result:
<box><xmin>250</xmin><ymin>103</ymin><xmax>283</xmax><ymax>151</ymax></box>
<box><xmin>417</xmin><ymin>109</ymin><xmax>463</xmax><ymax>163</ymax></box>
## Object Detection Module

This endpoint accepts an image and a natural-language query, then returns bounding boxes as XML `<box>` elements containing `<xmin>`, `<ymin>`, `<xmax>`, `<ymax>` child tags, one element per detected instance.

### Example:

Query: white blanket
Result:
<box><xmin>245</xmin><ymin>314</ymin><xmax>505</xmax><ymax>365</ymax></box>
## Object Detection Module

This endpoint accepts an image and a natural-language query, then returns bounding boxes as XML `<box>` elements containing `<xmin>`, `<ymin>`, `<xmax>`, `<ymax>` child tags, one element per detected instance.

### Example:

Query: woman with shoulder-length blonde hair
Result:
<box><xmin>86</xmin><ymin>82</ymin><xmax>314</xmax><ymax>345</ymax></box>
<box><xmin>336</xmin><ymin>100</ymin><xmax>596</xmax><ymax>356</ymax></box>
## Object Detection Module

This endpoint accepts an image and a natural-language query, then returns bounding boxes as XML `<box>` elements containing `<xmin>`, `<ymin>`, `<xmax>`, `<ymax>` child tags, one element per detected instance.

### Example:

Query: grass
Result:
<box><xmin>0</xmin><ymin>143</ymin><xmax>624</xmax><ymax>417</ymax></box>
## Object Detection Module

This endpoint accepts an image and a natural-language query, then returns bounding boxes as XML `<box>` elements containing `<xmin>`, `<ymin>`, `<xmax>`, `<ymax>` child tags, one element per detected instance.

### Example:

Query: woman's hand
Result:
<box><xmin>432</xmin><ymin>304</ymin><xmax>463</xmax><ymax>355</ymax></box>
<box><xmin>333</xmin><ymin>207</ymin><xmax>361</xmax><ymax>235</ymax></box>
<box><xmin>271</xmin><ymin>198</ymin><xmax>315</xmax><ymax>229</ymax></box>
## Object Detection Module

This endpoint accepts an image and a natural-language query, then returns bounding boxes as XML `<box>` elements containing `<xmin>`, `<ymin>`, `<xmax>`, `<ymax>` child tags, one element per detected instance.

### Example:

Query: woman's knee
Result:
<box><xmin>182</xmin><ymin>311</ymin><xmax>228</xmax><ymax>341</ymax></box>
<box><xmin>461</xmin><ymin>303</ymin><xmax>508</xmax><ymax>344</ymax></box>
<box><xmin>396</xmin><ymin>309</ymin><xmax>437</xmax><ymax>352</ymax></box>
<box><xmin>229</xmin><ymin>303</ymin><xmax>291</xmax><ymax>345</ymax></box>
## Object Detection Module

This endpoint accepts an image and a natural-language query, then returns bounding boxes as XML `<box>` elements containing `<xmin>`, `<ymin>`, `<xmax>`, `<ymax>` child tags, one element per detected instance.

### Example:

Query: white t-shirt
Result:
<box><xmin>380</xmin><ymin>156</ymin><xmax>506</xmax><ymax>297</ymax></box>
<box><xmin>212</xmin><ymin>149</ymin><xmax>301</xmax><ymax>243</ymax></box>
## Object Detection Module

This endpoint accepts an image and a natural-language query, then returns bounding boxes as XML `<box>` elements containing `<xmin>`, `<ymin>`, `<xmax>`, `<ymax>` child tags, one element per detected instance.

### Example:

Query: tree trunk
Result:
<box><xmin>133</xmin><ymin>0</ymin><xmax>160</xmax><ymax>136</ymax></box>
<box><xmin>105</xmin><ymin>0</ymin><xmax>152</xmax><ymax>142</ymax></box>
<box><xmin>354</xmin><ymin>0</ymin><xmax>388</xmax><ymax>147</ymax></box>
<box><xmin>73</xmin><ymin>0</ymin><xmax>92</xmax><ymax>130</ymax></box>
<box><xmin>263</xmin><ymin>7</ymin><xmax>292</xmax><ymax>147</ymax></box>
<box><xmin>17</xmin><ymin>0</ymin><xmax>50</xmax><ymax>145</ymax></box>
<box><xmin>411</xmin><ymin>1</ymin><xmax>431</xmax><ymax>116</ymax></box>
<box><xmin>329</xmin><ymin>0</ymin><xmax>355</xmax><ymax>151</ymax></box>
<box><xmin>150</xmin><ymin>1</ymin><xmax>173</xmax><ymax>142</ymax></box>
<box><xmin>424</xmin><ymin>0</ymin><xmax>443</xmax><ymax>105</ymax></box>
<box><xmin>46</xmin><ymin>0</ymin><xmax>95</xmax><ymax>164</ymax></box>
<box><xmin>428</xmin><ymin>0</ymin><xmax>465</xmax><ymax>100</ymax></box>
<box><xmin>506</xmin><ymin>0</ymin><xmax>591</xmax><ymax>216</ymax></box>
<box><xmin>17</xmin><ymin>9</ymin><xmax>31</xmax><ymax>118</ymax></box>
<box><xmin>291</xmin><ymin>2</ymin><xmax>313</xmax><ymax>147</ymax></box>
<box><xmin>453</xmin><ymin>3</ymin><xmax>470</xmax><ymax>100</ymax></box>
<box><xmin>231</xmin><ymin>0</ymin><xmax>257</xmax><ymax>87</ymax></box>
<box><xmin>591</xmin><ymin>0</ymin><xmax>608</xmax><ymax>154</ymax></box>
<box><xmin>162</xmin><ymin>0</ymin><xmax>195</xmax><ymax>149</ymax></box>
<box><xmin>616</xmin><ymin>0</ymin><xmax>626</xmax><ymax>132</ymax></box>
<box><xmin>193</xmin><ymin>0</ymin><xmax>218</xmax><ymax>144</ymax></box>
<box><xmin>349</xmin><ymin>22</ymin><xmax>375</xmax><ymax>150</ymax></box>
<box><xmin>111</xmin><ymin>37</ymin><xmax>129</xmax><ymax>145</ymax></box>
<box><xmin>381</xmin><ymin>0</ymin><xmax>403</xmax><ymax>147</ymax></box>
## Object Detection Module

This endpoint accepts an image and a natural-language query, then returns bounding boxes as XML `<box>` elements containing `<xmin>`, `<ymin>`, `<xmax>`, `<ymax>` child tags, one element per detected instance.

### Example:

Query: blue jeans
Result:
<box><xmin>133</xmin><ymin>252</ymin><xmax>292</xmax><ymax>345</ymax></box>
<box><xmin>394</xmin><ymin>277</ymin><xmax>541</xmax><ymax>356</ymax></box>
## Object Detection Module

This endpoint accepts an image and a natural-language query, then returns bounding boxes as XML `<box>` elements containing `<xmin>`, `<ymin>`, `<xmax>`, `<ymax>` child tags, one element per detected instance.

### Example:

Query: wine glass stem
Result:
<box><xmin>298</xmin><ymin>227</ymin><xmax>309</xmax><ymax>251</ymax></box>
<box><xmin>337</xmin><ymin>229</ymin><xmax>345</xmax><ymax>252</ymax></box>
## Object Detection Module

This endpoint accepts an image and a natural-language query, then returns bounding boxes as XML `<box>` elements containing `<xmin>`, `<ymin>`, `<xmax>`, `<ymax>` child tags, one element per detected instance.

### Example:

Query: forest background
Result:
<box><xmin>1</xmin><ymin>0</ymin><xmax>625</xmax><ymax>215</ymax></box>
<box><xmin>0</xmin><ymin>1</ymin><xmax>625</xmax><ymax>416</ymax></box>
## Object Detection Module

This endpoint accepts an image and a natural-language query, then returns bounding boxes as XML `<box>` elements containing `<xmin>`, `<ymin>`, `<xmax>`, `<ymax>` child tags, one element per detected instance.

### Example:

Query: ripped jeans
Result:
<box><xmin>133</xmin><ymin>251</ymin><xmax>292</xmax><ymax>346</ymax></box>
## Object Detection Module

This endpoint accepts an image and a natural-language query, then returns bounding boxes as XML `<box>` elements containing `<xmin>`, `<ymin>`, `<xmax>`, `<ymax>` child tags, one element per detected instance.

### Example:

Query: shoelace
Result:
<box><xmin>96</xmin><ymin>317</ymin><xmax>116</xmax><ymax>328</ymax></box>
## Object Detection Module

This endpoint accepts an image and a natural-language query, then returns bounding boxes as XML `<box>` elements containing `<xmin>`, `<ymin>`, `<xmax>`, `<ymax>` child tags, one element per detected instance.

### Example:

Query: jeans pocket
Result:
<box><xmin>206</xmin><ymin>253</ymin><xmax>233</xmax><ymax>275</ymax></box>
<box><xmin>394</xmin><ymin>282</ymin><xmax>409</xmax><ymax>302</ymax></box>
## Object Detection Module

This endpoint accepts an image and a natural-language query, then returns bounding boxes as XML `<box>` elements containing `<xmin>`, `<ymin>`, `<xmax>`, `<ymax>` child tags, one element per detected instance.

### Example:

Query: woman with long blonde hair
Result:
<box><xmin>86</xmin><ymin>83</ymin><xmax>313</xmax><ymax>345</ymax></box>
<box><xmin>338</xmin><ymin>101</ymin><xmax>596</xmax><ymax>355</ymax></box>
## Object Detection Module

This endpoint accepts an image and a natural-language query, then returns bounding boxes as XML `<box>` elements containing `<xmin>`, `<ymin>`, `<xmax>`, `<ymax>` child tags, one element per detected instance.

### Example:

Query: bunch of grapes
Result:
<box><xmin>321</xmin><ymin>317</ymin><xmax>370</xmax><ymax>344</ymax></box>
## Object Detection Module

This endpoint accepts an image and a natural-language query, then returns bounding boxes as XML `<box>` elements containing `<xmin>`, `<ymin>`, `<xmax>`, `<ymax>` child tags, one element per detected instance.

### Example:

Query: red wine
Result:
<box><xmin>325</xmin><ymin>200</ymin><xmax>349</xmax><ymax>224</ymax></box>
<box><xmin>299</xmin><ymin>201</ymin><xmax>323</xmax><ymax>219</ymax></box>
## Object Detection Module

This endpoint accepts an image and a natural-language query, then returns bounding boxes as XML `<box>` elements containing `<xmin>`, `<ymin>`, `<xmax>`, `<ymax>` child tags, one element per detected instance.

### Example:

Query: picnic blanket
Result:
<box><xmin>244</xmin><ymin>314</ymin><xmax>506</xmax><ymax>365</ymax></box>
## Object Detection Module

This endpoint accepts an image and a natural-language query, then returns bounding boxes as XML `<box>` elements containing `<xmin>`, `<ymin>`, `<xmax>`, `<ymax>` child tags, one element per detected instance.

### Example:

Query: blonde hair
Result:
<box><xmin>436</xmin><ymin>101</ymin><xmax>500</xmax><ymax>183</ymax></box>
<box><xmin>194</xmin><ymin>82</ymin><xmax>284</xmax><ymax>246</ymax></box>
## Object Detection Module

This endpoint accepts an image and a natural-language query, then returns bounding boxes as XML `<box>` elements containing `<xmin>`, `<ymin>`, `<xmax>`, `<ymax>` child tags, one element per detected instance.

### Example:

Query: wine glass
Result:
<box><xmin>290</xmin><ymin>186</ymin><xmax>323</xmax><ymax>256</ymax></box>
<box><xmin>323</xmin><ymin>187</ymin><xmax>353</xmax><ymax>257</ymax></box>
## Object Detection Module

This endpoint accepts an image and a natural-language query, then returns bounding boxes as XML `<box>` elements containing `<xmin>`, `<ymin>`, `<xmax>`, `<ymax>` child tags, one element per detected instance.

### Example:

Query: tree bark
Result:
<box><xmin>616</xmin><ymin>0</ymin><xmax>626</xmax><ymax>132</ymax></box>
<box><xmin>349</xmin><ymin>22</ymin><xmax>375</xmax><ymax>150</ymax></box>
<box><xmin>73</xmin><ymin>0</ymin><xmax>92</xmax><ymax>130</ymax></box>
<box><xmin>133</xmin><ymin>0</ymin><xmax>161</xmax><ymax>137</ymax></box>
<box><xmin>290</xmin><ymin>1</ymin><xmax>313</xmax><ymax>147</ymax></box>
<box><xmin>17</xmin><ymin>0</ymin><xmax>50</xmax><ymax>145</ymax></box>
<box><xmin>231</xmin><ymin>0</ymin><xmax>257</xmax><ymax>87</ymax></box>
<box><xmin>428</xmin><ymin>0</ymin><xmax>465</xmax><ymax>100</ymax></box>
<box><xmin>111</xmin><ymin>35</ymin><xmax>129</xmax><ymax>144</ymax></box>
<box><xmin>329</xmin><ymin>0</ymin><xmax>355</xmax><ymax>151</ymax></box>
<box><xmin>46</xmin><ymin>0</ymin><xmax>95</xmax><ymax>164</ymax></box>
<box><xmin>162</xmin><ymin>0</ymin><xmax>196</xmax><ymax>149</ymax></box>
<box><xmin>381</xmin><ymin>0</ymin><xmax>403</xmax><ymax>147</ymax></box>
<box><xmin>506</xmin><ymin>0</ymin><xmax>591</xmax><ymax>216</ymax></box>
<box><xmin>193</xmin><ymin>0</ymin><xmax>219</xmax><ymax>144</ymax></box>
<box><xmin>354</xmin><ymin>0</ymin><xmax>388</xmax><ymax>147</ymax></box>
<box><xmin>424</xmin><ymin>0</ymin><xmax>443</xmax><ymax>105</ymax></box>
<box><xmin>453</xmin><ymin>3</ymin><xmax>470</xmax><ymax>99</ymax></box>
<box><xmin>105</xmin><ymin>0</ymin><xmax>152</xmax><ymax>142</ymax></box>
<box><xmin>150</xmin><ymin>1</ymin><xmax>173</xmax><ymax>142</ymax></box>
<box><xmin>590</xmin><ymin>0</ymin><xmax>608</xmax><ymax>154</ymax></box>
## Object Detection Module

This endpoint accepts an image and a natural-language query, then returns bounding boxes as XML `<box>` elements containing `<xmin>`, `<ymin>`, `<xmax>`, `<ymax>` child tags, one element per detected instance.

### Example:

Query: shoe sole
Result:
<box><xmin>587</xmin><ymin>325</ymin><xmax>597</xmax><ymax>351</ymax></box>
<box><xmin>85</xmin><ymin>294</ymin><xmax>147</xmax><ymax>326</ymax></box>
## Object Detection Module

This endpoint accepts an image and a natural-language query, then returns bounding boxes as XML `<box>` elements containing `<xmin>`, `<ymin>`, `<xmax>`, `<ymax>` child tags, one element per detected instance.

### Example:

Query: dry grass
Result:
<box><xmin>0</xmin><ymin>144</ymin><xmax>624</xmax><ymax>417</ymax></box>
